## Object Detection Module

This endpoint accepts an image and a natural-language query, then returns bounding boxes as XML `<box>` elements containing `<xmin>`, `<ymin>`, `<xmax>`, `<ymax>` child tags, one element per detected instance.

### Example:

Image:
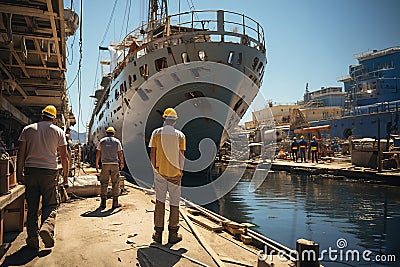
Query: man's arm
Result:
<box><xmin>179</xmin><ymin>150</ymin><xmax>185</xmax><ymax>177</ymax></box>
<box><xmin>118</xmin><ymin>150</ymin><xmax>124</xmax><ymax>170</ymax></box>
<box><xmin>58</xmin><ymin>145</ymin><xmax>69</xmax><ymax>185</ymax></box>
<box><xmin>17</xmin><ymin>141</ymin><xmax>26</xmax><ymax>184</ymax></box>
<box><xmin>95</xmin><ymin>149</ymin><xmax>101</xmax><ymax>172</ymax></box>
<box><xmin>150</xmin><ymin>147</ymin><xmax>156</xmax><ymax>172</ymax></box>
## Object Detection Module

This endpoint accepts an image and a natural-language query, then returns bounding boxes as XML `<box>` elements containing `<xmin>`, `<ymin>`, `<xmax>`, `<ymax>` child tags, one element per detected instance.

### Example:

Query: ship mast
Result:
<box><xmin>148</xmin><ymin>0</ymin><xmax>168</xmax><ymax>26</ymax></box>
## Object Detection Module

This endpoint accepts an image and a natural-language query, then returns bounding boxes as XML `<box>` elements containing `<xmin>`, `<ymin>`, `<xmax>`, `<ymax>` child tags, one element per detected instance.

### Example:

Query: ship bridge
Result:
<box><xmin>0</xmin><ymin>0</ymin><xmax>78</xmax><ymax>140</ymax></box>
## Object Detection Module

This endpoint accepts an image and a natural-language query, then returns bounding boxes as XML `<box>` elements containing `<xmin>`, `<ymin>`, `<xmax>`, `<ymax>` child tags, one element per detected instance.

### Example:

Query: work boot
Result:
<box><xmin>39</xmin><ymin>228</ymin><xmax>54</xmax><ymax>248</ymax></box>
<box><xmin>26</xmin><ymin>236</ymin><xmax>39</xmax><ymax>250</ymax></box>
<box><xmin>100</xmin><ymin>198</ymin><xmax>106</xmax><ymax>209</ymax></box>
<box><xmin>112</xmin><ymin>197</ymin><xmax>121</xmax><ymax>209</ymax></box>
<box><xmin>168</xmin><ymin>226</ymin><xmax>182</xmax><ymax>244</ymax></box>
<box><xmin>152</xmin><ymin>226</ymin><xmax>163</xmax><ymax>244</ymax></box>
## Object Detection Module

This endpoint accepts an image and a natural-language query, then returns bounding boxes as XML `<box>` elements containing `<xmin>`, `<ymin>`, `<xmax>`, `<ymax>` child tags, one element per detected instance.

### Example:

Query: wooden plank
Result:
<box><xmin>220</xmin><ymin>256</ymin><xmax>253</xmax><ymax>267</ymax></box>
<box><xmin>46</xmin><ymin>0</ymin><xmax>63</xmax><ymax>69</ymax></box>
<box><xmin>0</xmin><ymin>59</ymin><xmax>28</xmax><ymax>98</ymax></box>
<box><xmin>240</xmin><ymin>234</ymin><xmax>252</xmax><ymax>245</ymax></box>
<box><xmin>186</xmin><ymin>202</ymin><xmax>224</xmax><ymax>224</ymax></box>
<box><xmin>223</xmin><ymin>221</ymin><xmax>247</xmax><ymax>235</ymax></box>
<box><xmin>10</xmin><ymin>47</ymin><xmax>30</xmax><ymax>78</ymax></box>
<box><xmin>241</xmin><ymin>222</ymin><xmax>255</xmax><ymax>228</ymax></box>
<box><xmin>224</xmin><ymin>224</ymin><xmax>245</xmax><ymax>235</ymax></box>
<box><xmin>0</xmin><ymin>185</ymin><xmax>25</xmax><ymax>211</ymax></box>
<box><xmin>187</xmin><ymin>213</ymin><xmax>224</xmax><ymax>232</ymax></box>
<box><xmin>0</xmin><ymin>4</ymin><xmax>58</xmax><ymax>19</ymax></box>
<box><xmin>180</xmin><ymin>209</ymin><xmax>226</xmax><ymax>267</ymax></box>
<box><xmin>187</xmin><ymin>208</ymin><xmax>201</xmax><ymax>215</ymax></box>
<box><xmin>0</xmin><ymin>96</ymin><xmax>31</xmax><ymax>125</ymax></box>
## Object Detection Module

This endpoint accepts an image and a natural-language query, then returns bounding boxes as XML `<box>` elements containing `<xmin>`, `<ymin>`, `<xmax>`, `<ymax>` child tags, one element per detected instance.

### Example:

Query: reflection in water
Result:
<box><xmin>220</xmin><ymin>168</ymin><xmax>400</xmax><ymax>266</ymax></box>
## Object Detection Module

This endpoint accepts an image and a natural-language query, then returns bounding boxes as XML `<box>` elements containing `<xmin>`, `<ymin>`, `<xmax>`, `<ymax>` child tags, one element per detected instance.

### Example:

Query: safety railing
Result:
<box><xmin>121</xmin><ymin>9</ymin><xmax>266</xmax><ymax>54</ymax></box>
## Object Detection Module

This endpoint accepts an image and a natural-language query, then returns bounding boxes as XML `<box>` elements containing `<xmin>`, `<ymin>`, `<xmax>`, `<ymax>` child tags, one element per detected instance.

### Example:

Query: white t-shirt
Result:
<box><xmin>19</xmin><ymin>121</ymin><xmax>67</xmax><ymax>170</ymax></box>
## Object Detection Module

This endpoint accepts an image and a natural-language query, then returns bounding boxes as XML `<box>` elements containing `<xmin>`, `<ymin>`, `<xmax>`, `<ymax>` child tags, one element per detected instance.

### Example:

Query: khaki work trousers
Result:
<box><xmin>24</xmin><ymin>167</ymin><xmax>58</xmax><ymax>239</ymax></box>
<box><xmin>153</xmin><ymin>172</ymin><xmax>181</xmax><ymax>228</ymax></box>
<box><xmin>99</xmin><ymin>164</ymin><xmax>120</xmax><ymax>198</ymax></box>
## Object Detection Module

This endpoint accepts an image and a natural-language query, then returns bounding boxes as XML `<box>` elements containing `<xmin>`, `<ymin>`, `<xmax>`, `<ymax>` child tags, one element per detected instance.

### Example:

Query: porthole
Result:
<box><xmin>252</xmin><ymin>57</ymin><xmax>259</xmax><ymax>69</ymax></box>
<box><xmin>182</xmin><ymin>52</ymin><xmax>190</xmax><ymax>63</ymax></box>
<box><xmin>140</xmin><ymin>64</ymin><xmax>148</xmax><ymax>78</ymax></box>
<box><xmin>198</xmin><ymin>51</ymin><xmax>207</xmax><ymax>61</ymax></box>
<box><xmin>155</xmin><ymin>57</ymin><xmax>168</xmax><ymax>71</ymax></box>
<box><xmin>227</xmin><ymin>51</ymin><xmax>234</xmax><ymax>65</ymax></box>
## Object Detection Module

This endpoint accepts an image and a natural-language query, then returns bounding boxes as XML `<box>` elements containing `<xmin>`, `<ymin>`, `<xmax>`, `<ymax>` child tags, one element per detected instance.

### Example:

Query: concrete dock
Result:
<box><xmin>269</xmin><ymin>158</ymin><xmax>400</xmax><ymax>185</ymax></box>
<box><xmin>0</xmin><ymin>179</ymin><xmax>297</xmax><ymax>267</ymax></box>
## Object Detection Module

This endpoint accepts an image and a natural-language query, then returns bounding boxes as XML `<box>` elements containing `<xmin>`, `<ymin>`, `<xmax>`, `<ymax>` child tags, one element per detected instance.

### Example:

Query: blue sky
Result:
<box><xmin>66</xmin><ymin>0</ymin><xmax>400</xmax><ymax>132</ymax></box>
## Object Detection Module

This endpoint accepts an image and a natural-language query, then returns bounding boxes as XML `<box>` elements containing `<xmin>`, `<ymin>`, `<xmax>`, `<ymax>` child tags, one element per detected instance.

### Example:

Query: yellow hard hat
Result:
<box><xmin>301</xmin><ymin>136</ymin><xmax>304</xmax><ymax>139</ymax></box>
<box><xmin>312</xmin><ymin>136</ymin><xmax>316</xmax><ymax>140</ymax></box>
<box><xmin>293</xmin><ymin>137</ymin><xmax>297</xmax><ymax>140</ymax></box>
<box><xmin>42</xmin><ymin>105</ymin><xmax>57</xmax><ymax>118</ymax></box>
<box><xmin>106</xmin><ymin>126</ymin><xmax>116</xmax><ymax>133</ymax></box>
<box><xmin>162</xmin><ymin>108</ymin><xmax>178</xmax><ymax>120</ymax></box>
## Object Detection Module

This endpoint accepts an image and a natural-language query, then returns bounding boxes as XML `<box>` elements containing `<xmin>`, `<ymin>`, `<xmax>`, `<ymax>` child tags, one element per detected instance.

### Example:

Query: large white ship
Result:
<box><xmin>88</xmin><ymin>0</ymin><xmax>267</xmax><ymax>188</ymax></box>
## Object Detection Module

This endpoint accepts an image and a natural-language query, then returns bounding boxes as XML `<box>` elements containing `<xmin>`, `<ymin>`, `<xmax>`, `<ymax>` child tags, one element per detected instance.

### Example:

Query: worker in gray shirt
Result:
<box><xmin>95</xmin><ymin>127</ymin><xmax>124</xmax><ymax>209</ymax></box>
<box><xmin>17</xmin><ymin>105</ymin><xmax>69</xmax><ymax>250</ymax></box>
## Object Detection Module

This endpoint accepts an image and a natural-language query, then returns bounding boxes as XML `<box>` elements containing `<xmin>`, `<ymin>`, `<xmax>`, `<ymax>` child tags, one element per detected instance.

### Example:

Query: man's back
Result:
<box><xmin>291</xmin><ymin>141</ymin><xmax>299</xmax><ymax>149</ymax></box>
<box><xmin>299</xmin><ymin>139</ymin><xmax>307</xmax><ymax>147</ymax></box>
<box><xmin>150</xmin><ymin>125</ymin><xmax>186</xmax><ymax>178</ymax></box>
<box><xmin>98</xmin><ymin>136</ymin><xmax>122</xmax><ymax>163</ymax></box>
<box><xmin>310</xmin><ymin>140</ymin><xmax>318</xmax><ymax>150</ymax></box>
<box><xmin>19</xmin><ymin>121</ymin><xmax>66</xmax><ymax>170</ymax></box>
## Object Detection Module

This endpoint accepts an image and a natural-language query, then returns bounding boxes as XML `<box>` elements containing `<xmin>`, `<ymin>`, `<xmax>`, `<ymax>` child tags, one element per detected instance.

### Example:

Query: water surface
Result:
<box><xmin>220</xmin><ymin>168</ymin><xmax>400</xmax><ymax>266</ymax></box>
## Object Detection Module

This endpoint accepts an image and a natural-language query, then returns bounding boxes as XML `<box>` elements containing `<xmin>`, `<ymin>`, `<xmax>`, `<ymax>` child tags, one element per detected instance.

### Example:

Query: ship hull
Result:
<box><xmin>120</xmin><ymin>61</ymin><xmax>259</xmax><ymax>189</ymax></box>
<box><xmin>87</xmin><ymin>9</ymin><xmax>267</xmax><ymax>201</ymax></box>
<box><xmin>311</xmin><ymin>109</ymin><xmax>399</xmax><ymax>139</ymax></box>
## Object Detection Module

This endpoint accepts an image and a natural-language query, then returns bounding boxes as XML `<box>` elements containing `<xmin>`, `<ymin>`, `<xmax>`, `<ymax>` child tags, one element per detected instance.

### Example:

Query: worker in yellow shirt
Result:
<box><xmin>149</xmin><ymin>108</ymin><xmax>186</xmax><ymax>244</ymax></box>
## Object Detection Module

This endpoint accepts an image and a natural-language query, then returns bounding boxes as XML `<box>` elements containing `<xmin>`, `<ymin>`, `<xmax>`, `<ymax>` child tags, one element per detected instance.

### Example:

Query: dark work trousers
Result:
<box><xmin>311</xmin><ymin>151</ymin><xmax>318</xmax><ymax>163</ymax></box>
<box><xmin>24</xmin><ymin>167</ymin><xmax>58</xmax><ymax>239</ymax></box>
<box><xmin>300</xmin><ymin>149</ymin><xmax>307</xmax><ymax>162</ymax></box>
<box><xmin>291</xmin><ymin>150</ymin><xmax>298</xmax><ymax>162</ymax></box>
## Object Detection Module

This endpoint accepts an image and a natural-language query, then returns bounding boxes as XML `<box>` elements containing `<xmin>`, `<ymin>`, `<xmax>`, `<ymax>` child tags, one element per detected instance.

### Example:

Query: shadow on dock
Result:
<box><xmin>0</xmin><ymin>247</ymin><xmax>51</xmax><ymax>267</ymax></box>
<box><xmin>137</xmin><ymin>245</ymin><xmax>188</xmax><ymax>267</ymax></box>
<box><xmin>80</xmin><ymin>207</ymin><xmax>122</xmax><ymax>218</ymax></box>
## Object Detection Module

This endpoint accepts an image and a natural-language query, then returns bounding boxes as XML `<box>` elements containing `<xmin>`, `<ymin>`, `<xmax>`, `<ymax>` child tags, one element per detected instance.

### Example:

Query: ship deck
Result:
<box><xmin>0</xmin><ymin>171</ymin><xmax>295</xmax><ymax>267</ymax></box>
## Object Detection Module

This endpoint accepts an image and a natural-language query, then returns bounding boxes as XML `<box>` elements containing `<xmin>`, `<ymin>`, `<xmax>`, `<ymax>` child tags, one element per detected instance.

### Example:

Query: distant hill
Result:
<box><xmin>70</xmin><ymin>129</ymin><xmax>86</xmax><ymax>143</ymax></box>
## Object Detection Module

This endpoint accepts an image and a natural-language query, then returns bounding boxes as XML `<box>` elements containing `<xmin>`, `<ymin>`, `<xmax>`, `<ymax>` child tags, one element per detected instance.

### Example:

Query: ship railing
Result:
<box><xmin>345</xmin><ymin>100</ymin><xmax>400</xmax><ymax>116</ymax></box>
<box><xmin>115</xmin><ymin>10</ymin><xmax>265</xmax><ymax>64</ymax></box>
<box><xmin>354</xmin><ymin>46</ymin><xmax>400</xmax><ymax>60</ymax></box>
